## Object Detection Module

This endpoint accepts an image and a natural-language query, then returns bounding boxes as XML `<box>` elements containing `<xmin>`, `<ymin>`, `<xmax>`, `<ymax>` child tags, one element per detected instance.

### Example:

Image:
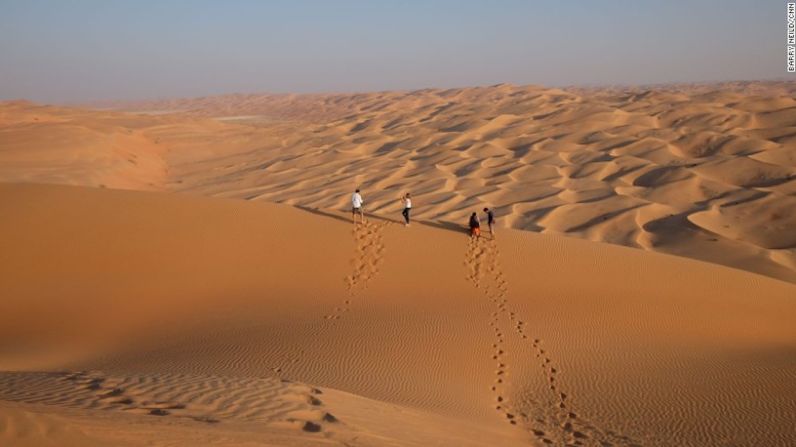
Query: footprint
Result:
<box><xmin>322</xmin><ymin>412</ymin><xmax>338</xmax><ymax>423</ymax></box>
<box><xmin>191</xmin><ymin>416</ymin><xmax>220</xmax><ymax>424</ymax></box>
<box><xmin>302</xmin><ymin>421</ymin><xmax>322</xmax><ymax>432</ymax></box>
<box><xmin>333</xmin><ymin>221</ymin><xmax>388</xmax><ymax>321</ymax></box>
<box><xmin>86</xmin><ymin>378</ymin><xmax>105</xmax><ymax>390</ymax></box>
<box><xmin>99</xmin><ymin>388</ymin><xmax>124</xmax><ymax>398</ymax></box>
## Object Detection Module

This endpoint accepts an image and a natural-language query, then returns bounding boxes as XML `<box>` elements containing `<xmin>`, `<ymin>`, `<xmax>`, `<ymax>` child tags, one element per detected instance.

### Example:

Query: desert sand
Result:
<box><xmin>1</xmin><ymin>183</ymin><xmax>795</xmax><ymax>446</ymax></box>
<box><xmin>2</xmin><ymin>82</ymin><xmax>796</xmax><ymax>282</ymax></box>
<box><xmin>1</xmin><ymin>82</ymin><xmax>795</xmax><ymax>446</ymax></box>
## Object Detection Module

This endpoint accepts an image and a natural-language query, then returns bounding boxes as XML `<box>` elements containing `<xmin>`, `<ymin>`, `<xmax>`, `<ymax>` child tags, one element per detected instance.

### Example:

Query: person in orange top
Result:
<box><xmin>469</xmin><ymin>212</ymin><xmax>481</xmax><ymax>238</ymax></box>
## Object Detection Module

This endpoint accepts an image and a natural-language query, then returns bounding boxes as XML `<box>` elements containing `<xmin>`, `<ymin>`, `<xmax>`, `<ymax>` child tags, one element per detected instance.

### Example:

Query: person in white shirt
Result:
<box><xmin>351</xmin><ymin>189</ymin><xmax>364</xmax><ymax>224</ymax></box>
<box><xmin>400</xmin><ymin>192</ymin><xmax>412</xmax><ymax>226</ymax></box>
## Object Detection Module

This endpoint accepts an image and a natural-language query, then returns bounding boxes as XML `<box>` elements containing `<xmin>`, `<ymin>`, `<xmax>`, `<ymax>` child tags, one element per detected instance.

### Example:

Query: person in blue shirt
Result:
<box><xmin>483</xmin><ymin>207</ymin><xmax>495</xmax><ymax>238</ymax></box>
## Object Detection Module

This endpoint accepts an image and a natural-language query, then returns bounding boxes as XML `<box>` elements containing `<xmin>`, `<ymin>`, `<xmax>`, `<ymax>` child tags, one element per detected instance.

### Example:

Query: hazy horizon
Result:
<box><xmin>1</xmin><ymin>0</ymin><xmax>789</xmax><ymax>103</ymax></box>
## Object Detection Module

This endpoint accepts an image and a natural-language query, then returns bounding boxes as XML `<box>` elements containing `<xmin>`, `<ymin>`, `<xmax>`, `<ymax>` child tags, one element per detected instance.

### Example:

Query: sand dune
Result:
<box><xmin>0</xmin><ymin>101</ymin><xmax>170</xmax><ymax>191</ymax></box>
<box><xmin>2</xmin><ymin>82</ymin><xmax>795</xmax><ymax>282</ymax></box>
<box><xmin>2</xmin><ymin>81</ymin><xmax>796</xmax><ymax>446</ymax></box>
<box><xmin>0</xmin><ymin>404</ymin><xmax>107</xmax><ymax>447</ymax></box>
<box><xmin>1</xmin><ymin>183</ymin><xmax>795</xmax><ymax>446</ymax></box>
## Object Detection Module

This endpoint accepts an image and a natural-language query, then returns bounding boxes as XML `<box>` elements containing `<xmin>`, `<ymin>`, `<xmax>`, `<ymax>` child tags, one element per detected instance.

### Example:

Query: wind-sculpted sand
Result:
<box><xmin>1</xmin><ymin>82</ymin><xmax>796</xmax><ymax>446</ymax></box>
<box><xmin>2</xmin><ymin>81</ymin><xmax>795</xmax><ymax>282</ymax></box>
<box><xmin>1</xmin><ymin>184</ymin><xmax>794</xmax><ymax>446</ymax></box>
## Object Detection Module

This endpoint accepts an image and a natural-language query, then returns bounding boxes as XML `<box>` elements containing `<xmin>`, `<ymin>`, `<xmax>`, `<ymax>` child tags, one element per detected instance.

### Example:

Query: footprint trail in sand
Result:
<box><xmin>325</xmin><ymin>219</ymin><xmax>388</xmax><ymax>320</ymax></box>
<box><xmin>273</xmin><ymin>219</ymin><xmax>388</xmax><ymax>376</ymax></box>
<box><xmin>465</xmin><ymin>236</ymin><xmax>643</xmax><ymax>446</ymax></box>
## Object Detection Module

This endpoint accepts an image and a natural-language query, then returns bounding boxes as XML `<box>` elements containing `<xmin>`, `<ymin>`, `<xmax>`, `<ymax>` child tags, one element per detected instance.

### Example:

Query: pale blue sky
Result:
<box><xmin>0</xmin><ymin>1</ymin><xmax>788</xmax><ymax>102</ymax></box>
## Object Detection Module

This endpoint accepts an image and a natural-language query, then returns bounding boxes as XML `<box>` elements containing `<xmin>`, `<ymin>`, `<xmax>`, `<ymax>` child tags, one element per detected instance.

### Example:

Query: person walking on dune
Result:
<box><xmin>400</xmin><ymin>193</ymin><xmax>412</xmax><ymax>226</ymax></box>
<box><xmin>469</xmin><ymin>212</ymin><xmax>481</xmax><ymax>238</ymax></box>
<box><xmin>483</xmin><ymin>207</ymin><xmax>495</xmax><ymax>238</ymax></box>
<box><xmin>351</xmin><ymin>189</ymin><xmax>365</xmax><ymax>224</ymax></box>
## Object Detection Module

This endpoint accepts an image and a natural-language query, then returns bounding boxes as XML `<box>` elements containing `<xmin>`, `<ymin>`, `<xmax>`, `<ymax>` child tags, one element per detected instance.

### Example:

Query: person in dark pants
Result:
<box><xmin>351</xmin><ymin>189</ymin><xmax>365</xmax><ymax>224</ymax></box>
<box><xmin>400</xmin><ymin>192</ymin><xmax>412</xmax><ymax>226</ymax></box>
<box><xmin>469</xmin><ymin>212</ymin><xmax>481</xmax><ymax>238</ymax></box>
<box><xmin>483</xmin><ymin>207</ymin><xmax>495</xmax><ymax>238</ymax></box>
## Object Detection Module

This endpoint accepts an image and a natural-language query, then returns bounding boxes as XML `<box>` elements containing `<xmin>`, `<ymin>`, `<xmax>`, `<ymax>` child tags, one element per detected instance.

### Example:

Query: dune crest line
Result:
<box><xmin>3</xmin><ymin>82</ymin><xmax>795</xmax><ymax>282</ymax></box>
<box><xmin>1</xmin><ymin>184</ymin><xmax>795</xmax><ymax>446</ymax></box>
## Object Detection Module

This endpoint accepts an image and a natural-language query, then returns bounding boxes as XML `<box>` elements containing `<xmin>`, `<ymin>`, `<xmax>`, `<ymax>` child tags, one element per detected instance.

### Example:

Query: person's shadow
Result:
<box><xmin>295</xmin><ymin>205</ymin><xmax>404</xmax><ymax>226</ymax></box>
<box><xmin>295</xmin><ymin>205</ymin><xmax>472</xmax><ymax>235</ymax></box>
<box><xmin>417</xmin><ymin>220</ymin><xmax>469</xmax><ymax>235</ymax></box>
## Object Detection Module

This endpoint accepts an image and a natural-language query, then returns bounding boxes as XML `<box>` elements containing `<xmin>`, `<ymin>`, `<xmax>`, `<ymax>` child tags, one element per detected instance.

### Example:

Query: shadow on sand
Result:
<box><xmin>295</xmin><ymin>205</ymin><xmax>472</xmax><ymax>236</ymax></box>
<box><xmin>295</xmin><ymin>205</ymin><xmax>404</xmax><ymax>226</ymax></box>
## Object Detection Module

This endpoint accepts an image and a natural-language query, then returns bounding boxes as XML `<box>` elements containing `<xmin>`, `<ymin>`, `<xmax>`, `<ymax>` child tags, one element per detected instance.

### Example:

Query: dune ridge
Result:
<box><xmin>2</xmin><ymin>81</ymin><xmax>795</xmax><ymax>282</ymax></box>
<box><xmin>1</xmin><ymin>183</ymin><xmax>795</xmax><ymax>446</ymax></box>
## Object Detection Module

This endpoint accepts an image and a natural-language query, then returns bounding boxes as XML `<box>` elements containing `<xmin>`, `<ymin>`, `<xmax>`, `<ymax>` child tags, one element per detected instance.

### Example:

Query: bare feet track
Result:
<box><xmin>325</xmin><ymin>219</ymin><xmax>388</xmax><ymax>320</ymax></box>
<box><xmin>464</xmin><ymin>236</ymin><xmax>643</xmax><ymax>446</ymax></box>
<box><xmin>274</xmin><ymin>219</ymin><xmax>388</xmax><ymax>375</ymax></box>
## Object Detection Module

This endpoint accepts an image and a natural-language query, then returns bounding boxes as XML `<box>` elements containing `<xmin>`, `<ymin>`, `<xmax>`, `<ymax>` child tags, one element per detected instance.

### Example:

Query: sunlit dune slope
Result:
<box><xmin>1</xmin><ymin>183</ymin><xmax>794</xmax><ymax>446</ymax></box>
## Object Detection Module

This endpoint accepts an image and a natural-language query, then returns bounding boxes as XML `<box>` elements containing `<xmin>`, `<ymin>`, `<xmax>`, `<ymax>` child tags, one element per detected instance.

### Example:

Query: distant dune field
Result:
<box><xmin>2</xmin><ymin>81</ymin><xmax>795</xmax><ymax>282</ymax></box>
